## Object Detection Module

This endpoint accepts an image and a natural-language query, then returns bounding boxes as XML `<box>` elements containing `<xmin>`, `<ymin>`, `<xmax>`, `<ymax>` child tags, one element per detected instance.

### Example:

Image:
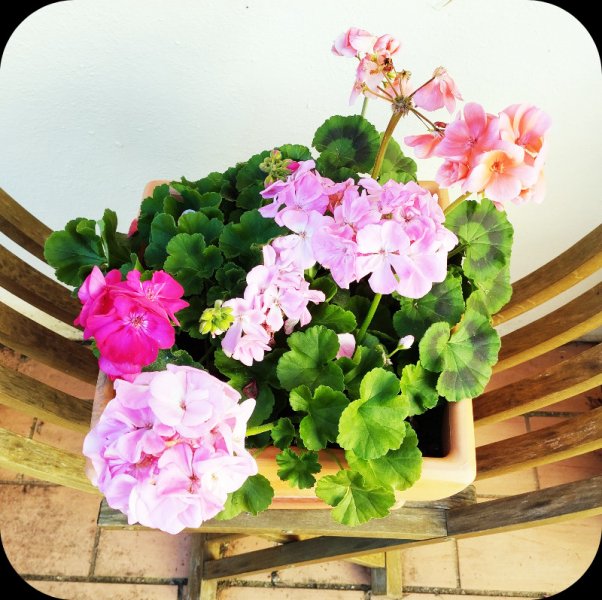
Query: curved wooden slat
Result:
<box><xmin>0</xmin><ymin>363</ymin><xmax>92</xmax><ymax>432</ymax></box>
<box><xmin>475</xmin><ymin>344</ymin><xmax>602</xmax><ymax>426</ymax></box>
<box><xmin>494</xmin><ymin>225</ymin><xmax>602</xmax><ymax>325</ymax></box>
<box><xmin>0</xmin><ymin>427</ymin><xmax>99</xmax><ymax>493</ymax></box>
<box><xmin>0</xmin><ymin>300</ymin><xmax>98</xmax><ymax>385</ymax></box>
<box><xmin>475</xmin><ymin>407</ymin><xmax>602</xmax><ymax>479</ymax></box>
<box><xmin>0</xmin><ymin>187</ymin><xmax>52</xmax><ymax>263</ymax></box>
<box><xmin>0</xmin><ymin>244</ymin><xmax>80</xmax><ymax>325</ymax></box>
<box><xmin>495</xmin><ymin>283</ymin><xmax>602</xmax><ymax>373</ymax></box>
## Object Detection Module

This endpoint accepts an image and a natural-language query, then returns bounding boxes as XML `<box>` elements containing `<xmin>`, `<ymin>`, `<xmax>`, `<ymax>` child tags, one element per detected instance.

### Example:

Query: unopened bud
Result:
<box><xmin>199</xmin><ymin>301</ymin><xmax>234</xmax><ymax>338</ymax></box>
<box><xmin>398</xmin><ymin>335</ymin><xmax>415</xmax><ymax>350</ymax></box>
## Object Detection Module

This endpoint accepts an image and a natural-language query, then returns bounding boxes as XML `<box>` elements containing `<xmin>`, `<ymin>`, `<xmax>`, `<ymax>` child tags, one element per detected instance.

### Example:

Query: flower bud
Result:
<box><xmin>199</xmin><ymin>301</ymin><xmax>234</xmax><ymax>337</ymax></box>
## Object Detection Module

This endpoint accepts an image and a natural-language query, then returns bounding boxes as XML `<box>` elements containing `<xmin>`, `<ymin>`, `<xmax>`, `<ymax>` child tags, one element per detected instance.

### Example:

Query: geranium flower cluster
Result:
<box><xmin>334</xmin><ymin>26</ymin><xmax>550</xmax><ymax>207</ymax></box>
<box><xmin>221</xmin><ymin>242</ymin><xmax>326</xmax><ymax>366</ymax></box>
<box><xmin>259</xmin><ymin>159</ymin><xmax>457</xmax><ymax>296</ymax></box>
<box><xmin>75</xmin><ymin>267</ymin><xmax>189</xmax><ymax>379</ymax></box>
<box><xmin>406</xmin><ymin>102</ymin><xmax>550</xmax><ymax>206</ymax></box>
<box><xmin>83</xmin><ymin>364</ymin><xmax>258</xmax><ymax>534</ymax></box>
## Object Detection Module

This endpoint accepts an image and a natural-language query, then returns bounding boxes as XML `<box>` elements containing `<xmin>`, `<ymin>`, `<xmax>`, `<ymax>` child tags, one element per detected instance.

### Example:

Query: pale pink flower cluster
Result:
<box><xmin>75</xmin><ymin>267</ymin><xmax>189</xmax><ymax>379</ymax></box>
<box><xmin>221</xmin><ymin>243</ymin><xmax>325</xmax><ymax>366</ymax></box>
<box><xmin>332</xmin><ymin>27</ymin><xmax>462</xmax><ymax>113</ymax></box>
<box><xmin>83</xmin><ymin>364</ymin><xmax>257</xmax><ymax>534</ymax></box>
<box><xmin>405</xmin><ymin>102</ymin><xmax>550</xmax><ymax>206</ymax></box>
<box><xmin>258</xmin><ymin>160</ymin><xmax>457</xmax><ymax>300</ymax></box>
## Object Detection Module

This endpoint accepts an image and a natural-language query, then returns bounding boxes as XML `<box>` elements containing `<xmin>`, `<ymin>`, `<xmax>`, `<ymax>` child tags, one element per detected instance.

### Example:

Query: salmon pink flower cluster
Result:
<box><xmin>406</xmin><ymin>102</ymin><xmax>551</xmax><ymax>206</ymax></box>
<box><xmin>83</xmin><ymin>365</ymin><xmax>257</xmax><ymax>533</ymax></box>
<box><xmin>75</xmin><ymin>267</ymin><xmax>189</xmax><ymax>379</ymax></box>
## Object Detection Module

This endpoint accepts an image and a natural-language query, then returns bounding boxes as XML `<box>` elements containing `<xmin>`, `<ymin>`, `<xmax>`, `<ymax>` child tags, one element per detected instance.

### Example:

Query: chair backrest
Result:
<box><xmin>0</xmin><ymin>186</ymin><xmax>97</xmax><ymax>492</ymax></box>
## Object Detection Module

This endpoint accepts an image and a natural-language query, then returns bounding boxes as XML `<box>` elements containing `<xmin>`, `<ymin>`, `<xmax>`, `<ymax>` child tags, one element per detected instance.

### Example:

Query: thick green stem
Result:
<box><xmin>360</xmin><ymin>97</ymin><xmax>369</xmax><ymax>118</ymax></box>
<box><xmin>246</xmin><ymin>421</ymin><xmax>275</xmax><ymax>437</ymax></box>
<box><xmin>444</xmin><ymin>192</ymin><xmax>471</xmax><ymax>216</ymax></box>
<box><xmin>356</xmin><ymin>293</ymin><xmax>382</xmax><ymax>344</ymax></box>
<box><xmin>371</xmin><ymin>111</ymin><xmax>403</xmax><ymax>179</ymax></box>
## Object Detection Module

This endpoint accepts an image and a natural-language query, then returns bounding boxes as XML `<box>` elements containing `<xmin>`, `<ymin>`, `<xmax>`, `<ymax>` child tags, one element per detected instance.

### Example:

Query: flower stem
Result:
<box><xmin>371</xmin><ymin>112</ymin><xmax>403</xmax><ymax>179</ymax></box>
<box><xmin>409</xmin><ymin>107</ymin><xmax>442</xmax><ymax>132</ymax></box>
<box><xmin>246</xmin><ymin>421</ymin><xmax>275</xmax><ymax>437</ymax></box>
<box><xmin>409</xmin><ymin>75</ymin><xmax>435</xmax><ymax>99</ymax></box>
<box><xmin>360</xmin><ymin>97</ymin><xmax>369</xmax><ymax>118</ymax></box>
<box><xmin>444</xmin><ymin>192</ymin><xmax>471</xmax><ymax>216</ymax></box>
<box><xmin>356</xmin><ymin>293</ymin><xmax>382</xmax><ymax>344</ymax></box>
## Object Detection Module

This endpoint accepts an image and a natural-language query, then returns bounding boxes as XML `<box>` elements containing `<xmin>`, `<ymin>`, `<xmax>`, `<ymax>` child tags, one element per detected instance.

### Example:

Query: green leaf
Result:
<box><xmin>337</xmin><ymin>344</ymin><xmax>386</xmax><ymax>399</ymax></box>
<box><xmin>144</xmin><ymin>213</ymin><xmax>178</xmax><ymax>268</ymax></box>
<box><xmin>309</xmin><ymin>303</ymin><xmax>357</xmax><ymax>333</ymax></box>
<box><xmin>276</xmin><ymin>448</ymin><xmax>321</xmax><ymax>489</ymax></box>
<box><xmin>280</xmin><ymin>144</ymin><xmax>312</xmax><ymax>161</ymax></box>
<box><xmin>177</xmin><ymin>211</ymin><xmax>223</xmax><ymax>244</ymax></box>
<box><xmin>235</xmin><ymin>184</ymin><xmax>263</xmax><ymax>210</ymax></box>
<box><xmin>312</xmin><ymin>115</ymin><xmax>381</xmax><ymax>173</ymax></box>
<box><xmin>271</xmin><ymin>418</ymin><xmax>296</xmax><ymax>450</ymax></box>
<box><xmin>472</xmin><ymin>265</ymin><xmax>513</xmax><ymax>315</ymax></box>
<box><xmin>247</xmin><ymin>386</ymin><xmax>275</xmax><ymax>428</ymax></box>
<box><xmin>446</xmin><ymin>199</ymin><xmax>514</xmax><ymax>282</ymax></box>
<box><xmin>219</xmin><ymin>209</ymin><xmax>285</xmax><ymax>265</ymax></box>
<box><xmin>215</xmin><ymin>474</ymin><xmax>274</xmax><ymax>520</ymax></box>
<box><xmin>175</xmin><ymin>296</ymin><xmax>205</xmax><ymax>339</ymax></box>
<box><xmin>290</xmin><ymin>385</ymin><xmax>349</xmax><ymax>450</ymax></box>
<box><xmin>419</xmin><ymin>299</ymin><xmax>501</xmax><ymax>401</ymax></box>
<box><xmin>400</xmin><ymin>362</ymin><xmax>439</xmax><ymax>416</ymax></box>
<box><xmin>192</xmin><ymin>172</ymin><xmax>224</xmax><ymax>195</ymax></box>
<box><xmin>346</xmin><ymin>422</ymin><xmax>422</xmax><ymax>491</ymax></box>
<box><xmin>277</xmin><ymin>326</ymin><xmax>345</xmax><ymax>392</ymax></box>
<box><xmin>97</xmin><ymin>209</ymin><xmax>131</xmax><ymax>268</ymax></box>
<box><xmin>44</xmin><ymin>218</ymin><xmax>105</xmax><ymax>286</ymax></box>
<box><xmin>137</xmin><ymin>184</ymin><xmax>171</xmax><ymax>241</ymax></box>
<box><xmin>337</xmin><ymin>368</ymin><xmax>409</xmax><ymax>459</ymax></box>
<box><xmin>393</xmin><ymin>272</ymin><xmax>465</xmax><ymax>340</ymax></box>
<box><xmin>378</xmin><ymin>136</ymin><xmax>417</xmax><ymax>183</ymax></box>
<box><xmin>315</xmin><ymin>470</ymin><xmax>395</xmax><ymax>526</ymax></box>
<box><xmin>164</xmin><ymin>233</ymin><xmax>223</xmax><ymax>295</ymax></box>
<box><xmin>142</xmin><ymin>348</ymin><xmax>202</xmax><ymax>371</ymax></box>
<box><xmin>236</xmin><ymin>151</ymin><xmax>271</xmax><ymax>191</ymax></box>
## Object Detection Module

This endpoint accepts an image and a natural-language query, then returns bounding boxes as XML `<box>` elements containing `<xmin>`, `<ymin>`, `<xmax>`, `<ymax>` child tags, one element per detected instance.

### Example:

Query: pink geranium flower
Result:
<box><xmin>413</xmin><ymin>67</ymin><xmax>463</xmax><ymax>114</ymax></box>
<box><xmin>404</xmin><ymin>132</ymin><xmax>443</xmax><ymax>159</ymax></box>
<box><xmin>331</xmin><ymin>27</ymin><xmax>377</xmax><ymax>57</ymax></box>
<box><xmin>464</xmin><ymin>141</ymin><xmax>537</xmax><ymax>203</ymax></box>
<box><xmin>499</xmin><ymin>103</ymin><xmax>551</xmax><ymax>155</ymax></box>
<box><xmin>83</xmin><ymin>365</ymin><xmax>257</xmax><ymax>534</ymax></box>
<box><xmin>336</xmin><ymin>333</ymin><xmax>356</xmax><ymax>359</ymax></box>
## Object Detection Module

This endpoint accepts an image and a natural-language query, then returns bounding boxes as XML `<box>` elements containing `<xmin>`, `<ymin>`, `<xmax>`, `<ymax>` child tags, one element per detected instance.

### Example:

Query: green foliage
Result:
<box><xmin>143</xmin><ymin>348</ymin><xmax>202</xmax><ymax>371</ymax></box>
<box><xmin>44</xmin><ymin>218</ymin><xmax>105</xmax><ymax>286</ymax></box>
<box><xmin>276</xmin><ymin>448</ymin><xmax>321</xmax><ymax>489</ymax></box>
<box><xmin>337</xmin><ymin>369</ymin><xmax>410</xmax><ymax>459</ymax></box>
<box><xmin>393</xmin><ymin>272</ymin><xmax>465</xmax><ymax>340</ymax></box>
<box><xmin>215</xmin><ymin>474</ymin><xmax>274</xmax><ymax>520</ymax></box>
<box><xmin>400</xmin><ymin>362</ymin><xmax>440</xmax><ymax>416</ymax></box>
<box><xmin>277</xmin><ymin>326</ymin><xmax>345</xmax><ymax>392</ymax></box>
<box><xmin>309</xmin><ymin>303</ymin><xmax>357</xmax><ymax>333</ymax></box>
<box><xmin>315</xmin><ymin>469</ymin><xmax>395</xmax><ymax>526</ymax></box>
<box><xmin>378</xmin><ymin>136</ymin><xmax>418</xmax><ymax>183</ymax></box>
<box><xmin>290</xmin><ymin>385</ymin><xmax>349</xmax><ymax>450</ymax></box>
<box><xmin>312</xmin><ymin>115</ymin><xmax>381</xmax><ymax>174</ymax></box>
<box><xmin>346</xmin><ymin>422</ymin><xmax>422</xmax><ymax>491</ymax></box>
<box><xmin>446</xmin><ymin>199</ymin><xmax>514</xmax><ymax>283</ymax></box>
<box><xmin>271</xmin><ymin>418</ymin><xmax>296</xmax><ymax>450</ymax></box>
<box><xmin>419</xmin><ymin>293</ymin><xmax>501</xmax><ymax>401</ymax></box>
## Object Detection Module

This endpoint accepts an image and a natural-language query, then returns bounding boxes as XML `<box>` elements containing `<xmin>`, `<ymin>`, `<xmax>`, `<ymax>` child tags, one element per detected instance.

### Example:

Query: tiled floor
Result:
<box><xmin>0</xmin><ymin>342</ymin><xmax>600</xmax><ymax>600</ymax></box>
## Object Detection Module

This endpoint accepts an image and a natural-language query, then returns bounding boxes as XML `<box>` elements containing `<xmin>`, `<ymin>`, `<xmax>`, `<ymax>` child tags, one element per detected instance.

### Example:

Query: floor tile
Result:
<box><xmin>218</xmin><ymin>588</ymin><xmax>366</xmax><ymax>600</ymax></box>
<box><xmin>457</xmin><ymin>515</ymin><xmax>602</xmax><ymax>594</ymax></box>
<box><xmin>0</xmin><ymin>485</ymin><xmax>99</xmax><ymax>576</ymax></box>
<box><xmin>94</xmin><ymin>529</ymin><xmax>193</xmax><ymax>578</ymax></box>
<box><xmin>536</xmin><ymin>454</ymin><xmax>602</xmax><ymax>488</ymax></box>
<box><xmin>27</xmin><ymin>580</ymin><xmax>179</xmax><ymax>600</ymax></box>
<box><xmin>0</xmin><ymin>405</ymin><xmax>35</xmax><ymax>480</ymax></box>
<box><xmin>31</xmin><ymin>418</ymin><xmax>86</xmax><ymax>455</ymax></box>
<box><xmin>400</xmin><ymin>539</ymin><xmax>458</xmax><ymax>588</ymax></box>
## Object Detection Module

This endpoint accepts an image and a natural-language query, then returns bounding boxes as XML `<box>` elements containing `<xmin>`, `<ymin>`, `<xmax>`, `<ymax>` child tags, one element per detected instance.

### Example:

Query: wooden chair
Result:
<box><xmin>1</xmin><ymin>186</ymin><xmax>601</xmax><ymax>599</ymax></box>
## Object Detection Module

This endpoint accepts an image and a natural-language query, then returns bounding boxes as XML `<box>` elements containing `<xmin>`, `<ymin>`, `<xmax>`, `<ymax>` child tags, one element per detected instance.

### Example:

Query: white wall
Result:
<box><xmin>1</xmin><ymin>0</ymin><xmax>600</xmax><ymax>336</ymax></box>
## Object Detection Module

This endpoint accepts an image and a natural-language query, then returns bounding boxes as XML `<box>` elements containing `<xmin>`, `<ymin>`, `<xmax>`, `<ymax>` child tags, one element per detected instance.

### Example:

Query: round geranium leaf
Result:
<box><xmin>346</xmin><ymin>422</ymin><xmax>423</xmax><ymax>491</ymax></box>
<box><xmin>315</xmin><ymin>469</ymin><xmax>395</xmax><ymax>526</ymax></box>
<box><xmin>400</xmin><ymin>362</ymin><xmax>440</xmax><ymax>416</ymax></box>
<box><xmin>276</xmin><ymin>448</ymin><xmax>321</xmax><ymax>489</ymax></box>
<box><xmin>379</xmin><ymin>136</ymin><xmax>417</xmax><ymax>183</ymax></box>
<box><xmin>445</xmin><ymin>198</ymin><xmax>514</xmax><ymax>282</ymax></box>
<box><xmin>312</xmin><ymin>115</ymin><xmax>381</xmax><ymax>173</ymax></box>
<box><xmin>215</xmin><ymin>474</ymin><xmax>274</xmax><ymax>520</ymax></box>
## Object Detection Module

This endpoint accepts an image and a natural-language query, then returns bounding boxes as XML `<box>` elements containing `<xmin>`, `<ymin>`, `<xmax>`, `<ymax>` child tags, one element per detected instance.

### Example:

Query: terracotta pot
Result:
<box><xmin>87</xmin><ymin>178</ymin><xmax>475</xmax><ymax>509</ymax></box>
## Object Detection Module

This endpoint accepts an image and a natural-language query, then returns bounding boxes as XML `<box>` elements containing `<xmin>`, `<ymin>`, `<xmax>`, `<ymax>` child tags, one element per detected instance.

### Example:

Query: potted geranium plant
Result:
<box><xmin>44</xmin><ymin>27</ymin><xmax>549</xmax><ymax>534</ymax></box>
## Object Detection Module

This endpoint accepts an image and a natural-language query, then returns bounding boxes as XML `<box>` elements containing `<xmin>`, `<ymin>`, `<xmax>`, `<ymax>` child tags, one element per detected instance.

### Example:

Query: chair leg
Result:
<box><xmin>185</xmin><ymin>533</ymin><xmax>218</xmax><ymax>600</ymax></box>
<box><xmin>371</xmin><ymin>550</ymin><xmax>404</xmax><ymax>598</ymax></box>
